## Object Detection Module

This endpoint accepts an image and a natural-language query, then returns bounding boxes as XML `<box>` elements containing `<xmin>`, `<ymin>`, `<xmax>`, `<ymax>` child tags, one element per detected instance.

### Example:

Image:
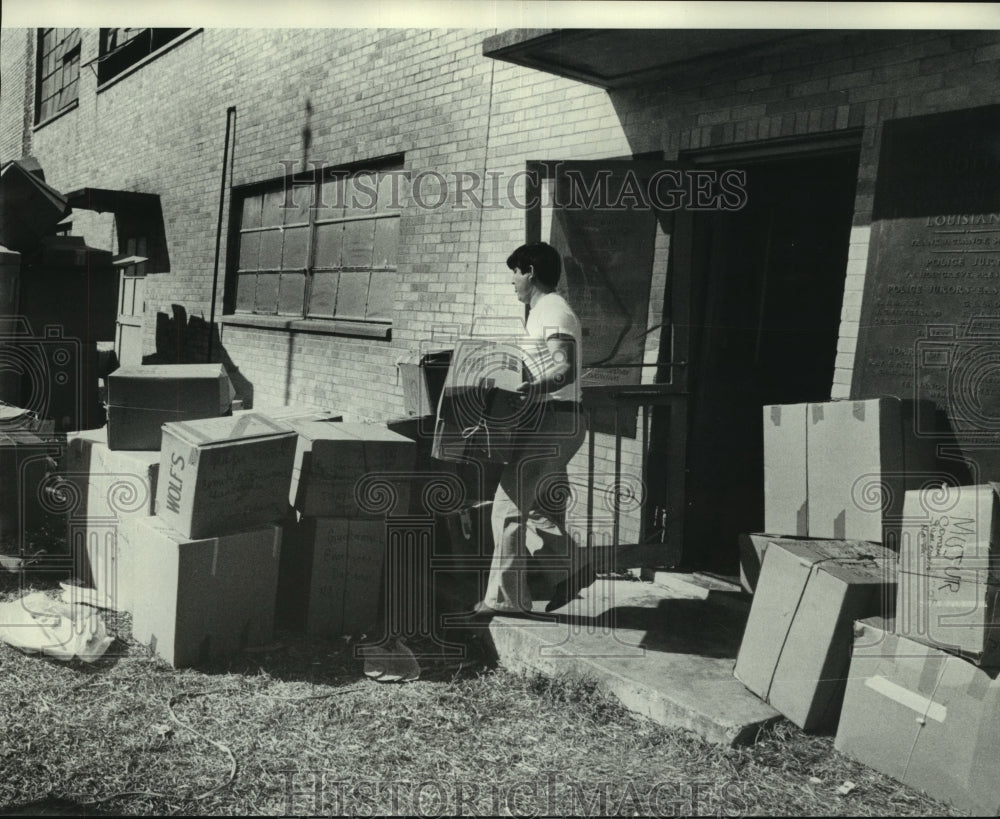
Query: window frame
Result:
<box><xmin>35</xmin><ymin>28</ymin><xmax>81</xmax><ymax>126</ymax></box>
<box><xmin>94</xmin><ymin>28</ymin><xmax>199</xmax><ymax>90</ymax></box>
<box><xmin>223</xmin><ymin>157</ymin><xmax>405</xmax><ymax>340</ymax></box>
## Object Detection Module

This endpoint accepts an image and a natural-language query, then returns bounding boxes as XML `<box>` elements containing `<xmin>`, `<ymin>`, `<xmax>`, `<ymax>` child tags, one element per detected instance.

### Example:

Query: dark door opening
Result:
<box><xmin>679</xmin><ymin>147</ymin><xmax>860</xmax><ymax>574</ymax></box>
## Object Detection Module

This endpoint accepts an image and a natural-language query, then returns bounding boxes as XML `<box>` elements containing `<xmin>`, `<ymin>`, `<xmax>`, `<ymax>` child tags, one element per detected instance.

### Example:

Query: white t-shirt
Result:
<box><xmin>525</xmin><ymin>291</ymin><xmax>582</xmax><ymax>403</ymax></box>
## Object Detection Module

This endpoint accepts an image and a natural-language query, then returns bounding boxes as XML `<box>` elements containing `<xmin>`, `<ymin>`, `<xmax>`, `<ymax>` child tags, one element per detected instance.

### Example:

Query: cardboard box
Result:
<box><xmin>106</xmin><ymin>364</ymin><xmax>235</xmax><ymax>450</ymax></box>
<box><xmin>737</xmin><ymin>533</ymin><xmax>805</xmax><ymax>594</ymax></box>
<box><xmin>398</xmin><ymin>349</ymin><xmax>452</xmax><ymax>417</ymax></box>
<box><xmin>65</xmin><ymin>426</ymin><xmax>159</xmax><ymax>517</ymax></box>
<box><xmin>897</xmin><ymin>484</ymin><xmax>1000</xmax><ymax>665</ymax></box>
<box><xmin>835</xmin><ymin>617</ymin><xmax>1000</xmax><ymax>815</ymax></box>
<box><xmin>763</xmin><ymin>403</ymin><xmax>809</xmax><ymax>537</ymax></box>
<box><xmin>807</xmin><ymin>398</ymin><xmax>938</xmax><ymax>545</ymax></box>
<box><xmin>431</xmin><ymin>337</ymin><xmax>545</xmax><ymax>465</ymax></box>
<box><xmin>64</xmin><ymin>426</ymin><xmax>159</xmax><ymax>601</ymax></box>
<box><xmin>288</xmin><ymin>421</ymin><xmax>415</xmax><ymax>518</ymax></box>
<box><xmin>277</xmin><ymin>516</ymin><xmax>386</xmax><ymax>637</ymax></box>
<box><xmin>241</xmin><ymin>405</ymin><xmax>343</xmax><ymax>424</ymax></box>
<box><xmin>734</xmin><ymin>539</ymin><xmax>897</xmax><ymax>729</ymax></box>
<box><xmin>126</xmin><ymin>516</ymin><xmax>282</xmax><ymax>668</ymax></box>
<box><xmin>157</xmin><ymin>413</ymin><xmax>297</xmax><ymax>539</ymax></box>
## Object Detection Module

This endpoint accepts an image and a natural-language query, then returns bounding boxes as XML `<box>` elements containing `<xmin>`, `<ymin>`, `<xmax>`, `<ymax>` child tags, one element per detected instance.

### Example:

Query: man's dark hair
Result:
<box><xmin>506</xmin><ymin>242</ymin><xmax>561</xmax><ymax>289</ymax></box>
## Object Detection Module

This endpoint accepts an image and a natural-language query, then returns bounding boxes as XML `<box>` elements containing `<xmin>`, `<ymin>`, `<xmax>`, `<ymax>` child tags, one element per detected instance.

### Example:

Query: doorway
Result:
<box><xmin>674</xmin><ymin>144</ymin><xmax>860</xmax><ymax>574</ymax></box>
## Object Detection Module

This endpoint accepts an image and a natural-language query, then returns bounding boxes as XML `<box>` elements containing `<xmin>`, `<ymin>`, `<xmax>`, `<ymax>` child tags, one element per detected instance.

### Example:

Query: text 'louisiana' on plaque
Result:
<box><xmin>852</xmin><ymin>104</ymin><xmax>1000</xmax><ymax>478</ymax></box>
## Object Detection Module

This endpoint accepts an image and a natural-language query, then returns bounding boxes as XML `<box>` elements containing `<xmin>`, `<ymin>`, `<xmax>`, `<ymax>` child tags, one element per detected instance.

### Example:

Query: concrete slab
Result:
<box><xmin>480</xmin><ymin>576</ymin><xmax>780</xmax><ymax>746</ymax></box>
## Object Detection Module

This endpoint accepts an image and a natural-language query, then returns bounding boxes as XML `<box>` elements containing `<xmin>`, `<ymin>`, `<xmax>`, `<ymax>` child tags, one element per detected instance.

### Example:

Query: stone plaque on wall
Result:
<box><xmin>852</xmin><ymin>104</ymin><xmax>1000</xmax><ymax>478</ymax></box>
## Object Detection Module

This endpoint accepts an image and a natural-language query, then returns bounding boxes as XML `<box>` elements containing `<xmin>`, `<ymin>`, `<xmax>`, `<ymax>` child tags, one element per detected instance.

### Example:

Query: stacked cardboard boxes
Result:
<box><xmin>748</xmin><ymin>397</ymin><xmax>1000</xmax><ymax>810</ymax></box>
<box><xmin>61</xmin><ymin>365</ymin><xmax>236</xmax><ymax>612</ymax></box>
<box><xmin>833</xmin><ymin>484</ymin><xmax>1000</xmax><ymax>812</ymax></box>
<box><xmin>278</xmin><ymin>421</ymin><xmax>415</xmax><ymax>638</ymax></box>
<box><xmin>735</xmin><ymin>398</ymin><xmax>937</xmax><ymax>729</ymax></box>
<box><xmin>896</xmin><ymin>483</ymin><xmax>1000</xmax><ymax>665</ymax></box>
<box><xmin>126</xmin><ymin>412</ymin><xmax>297</xmax><ymax>667</ymax></box>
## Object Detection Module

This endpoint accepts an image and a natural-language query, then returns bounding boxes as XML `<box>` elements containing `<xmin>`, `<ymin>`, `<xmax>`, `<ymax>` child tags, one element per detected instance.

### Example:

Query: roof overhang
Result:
<box><xmin>483</xmin><ymin>29</ymin><xmax>806</xmax><ymax>89</ymax></box>
<box><xmin>65</xmin><ymin>187</ymin><xmax>160</xmax><ymax>213</ymax></box>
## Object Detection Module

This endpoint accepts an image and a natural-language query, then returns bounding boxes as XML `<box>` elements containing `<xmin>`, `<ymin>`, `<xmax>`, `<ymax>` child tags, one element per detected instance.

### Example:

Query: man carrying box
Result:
<box><xmin>477</xmin><ymin>242</ymin><xmax>588</xmax><ymax>616</ymax></box>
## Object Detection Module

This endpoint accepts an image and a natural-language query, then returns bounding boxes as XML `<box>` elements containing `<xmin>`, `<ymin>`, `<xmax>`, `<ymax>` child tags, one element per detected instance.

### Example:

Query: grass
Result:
<box><xmin>0</xmin><ymin>545</ymin><xmax>962</xmax><ymax>816</ymax></box>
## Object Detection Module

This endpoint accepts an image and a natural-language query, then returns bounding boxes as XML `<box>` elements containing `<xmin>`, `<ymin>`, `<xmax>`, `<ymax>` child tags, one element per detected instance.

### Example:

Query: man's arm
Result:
<box><xmin>517</xmin><ymin>334</ymin><xmax>577</xmax><ymax>396</ymax></box>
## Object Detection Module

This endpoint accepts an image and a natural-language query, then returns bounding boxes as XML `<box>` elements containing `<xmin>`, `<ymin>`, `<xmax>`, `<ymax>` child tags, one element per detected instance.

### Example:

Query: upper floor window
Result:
<box><xmin>229</xmin><ymin>161</ymin><xmax>405</xmax><ymax>331</ymax></box>
<box><xmin>36</xmin><ymin>28</ymin><xmax>80</xmax><ymax>124</ymax></box>
<box><xmin>97</xmin><ymin>28</ymin><xmax>189</xmax><ymax>84</ymax></box>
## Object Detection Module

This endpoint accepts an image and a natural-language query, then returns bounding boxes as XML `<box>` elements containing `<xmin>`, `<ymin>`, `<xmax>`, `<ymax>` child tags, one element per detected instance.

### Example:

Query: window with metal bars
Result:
<box><xmin>230</xmin><ymin>163</ymin><xmax>404</xmax><ymax>328</ymax></box>
<box><xmin>35</xmin><ymin>28</ymin><xmax>81</xmax><ymax>124</ymax></box>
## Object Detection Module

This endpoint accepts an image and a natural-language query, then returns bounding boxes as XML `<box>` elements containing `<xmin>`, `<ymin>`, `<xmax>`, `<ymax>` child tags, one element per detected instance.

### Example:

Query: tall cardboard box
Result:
<box><xmin>64</xmin><ymin>426</ymin><xmax>159</xmax><ymax>605</ymax></box>
<box><xmin>734</xmin><ymin>539</ymin><xmax>897</xmax><ymax>729</ymax></box>
<box><xmin>763</xmin><ymin>403</ymin><xmax>809</xmax><ymax>537</ymax></box>
<box><xmin>106</xmin><ymin>364</ymin><xmax>234</xmax><ymax>450</ymax></box>
<box><xmin>289</xmin><ymin>422</ymin><xmax>415</xmax><ymax>518</ymax></box>
<box><xmin>157</xmin><ymin>413</ymin><xmax>297</xmax><ymax>539</ymax></box>
<box><xmin>835</xmin><ymin>617</ymin><xmax>1000</xmax><ymax>816</ymax></box>
<box><xmin>807</xmin><ymin>398</ymin><xmax>938</xmax><ymax>545</ymax></box>
<box><xmin>278</xmin><ymin>516</ymin><xmax>386</xmax><ymax>637</ymax></box>
<box><xmin>127</xmin><ymin>516</ymin><xmax>282</xmax><ymax>668</ymax></box>
<box><xmin>897</xmin><ymin>484</ymin><xmax>1000</xmax><ymax>665</ymax></box>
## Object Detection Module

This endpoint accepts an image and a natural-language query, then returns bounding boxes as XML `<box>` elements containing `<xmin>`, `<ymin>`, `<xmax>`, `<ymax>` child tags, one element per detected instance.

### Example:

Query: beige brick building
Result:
<box><xmin>3</xmin><ymin>27</ymin><xmax>999</xmax><ymax>571</ymax></box>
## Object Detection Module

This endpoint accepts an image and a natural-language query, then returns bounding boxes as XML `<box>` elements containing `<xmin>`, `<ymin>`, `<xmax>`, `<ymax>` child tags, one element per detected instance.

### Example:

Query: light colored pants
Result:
<box><xmin>484</xmin><ymin>404</ymin><xmax>586</xmax><ymax>611</ymax></box>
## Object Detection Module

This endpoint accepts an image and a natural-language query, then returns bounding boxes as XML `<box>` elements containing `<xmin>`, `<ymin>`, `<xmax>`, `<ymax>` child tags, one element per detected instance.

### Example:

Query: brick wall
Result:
<box><xmin>0</xmin><ymin>30</ymin><xmax>34</xmax><ymax>169</ymax></box>
<box><xmin>5</xmin><ymin>27</ymin><xmax>1000</xmax><ymax>551</ymax></box>
<box><xmin>599</xmin><ymin>29</ymin><xmax>1000</xmax><ymax>397</ymax></box>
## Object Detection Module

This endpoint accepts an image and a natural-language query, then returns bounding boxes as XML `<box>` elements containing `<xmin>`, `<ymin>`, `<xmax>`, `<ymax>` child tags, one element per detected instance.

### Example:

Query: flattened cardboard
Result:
<box><xmin>763</xmin><ymin>403</ymin><xmax>809</xmax><ymax>537</ymax></box>
<box><xmin>157</xmin><ymin>413</ymin><xmax>297</xmax><ymax>539</ymax></box>
<box><xmin>898</xmin><ymin>484</ymin><xmax>1000</xmax><ymax>665</ymax></box>
<box><xmin>127</xmin><ymin>516</ymin><xmax>282</xmax><ymax>668</ymax></box>
<box><xmin>734</xmin><ymin>539</ymin><xmax>897</xmax><ymax>729</ymax></box>
<box><xmin>835</xmin><ymin>618</ymin><xmax>1000</xmax><ymax>816</ymax></box>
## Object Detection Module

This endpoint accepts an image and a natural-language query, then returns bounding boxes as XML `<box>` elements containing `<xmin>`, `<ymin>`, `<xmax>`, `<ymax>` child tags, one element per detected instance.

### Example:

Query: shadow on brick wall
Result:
<box><xmin>145</xmin><ymin>304</ymin><xmax>253</xmax><ymax>407</ymax></box>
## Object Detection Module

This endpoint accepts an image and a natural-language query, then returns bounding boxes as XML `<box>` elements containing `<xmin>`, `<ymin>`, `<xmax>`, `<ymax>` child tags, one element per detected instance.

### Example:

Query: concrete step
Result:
<box><xmin>483</xmin><ymin>577</ymin><xmax>779</xmax><ymax>746</ymax></box>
